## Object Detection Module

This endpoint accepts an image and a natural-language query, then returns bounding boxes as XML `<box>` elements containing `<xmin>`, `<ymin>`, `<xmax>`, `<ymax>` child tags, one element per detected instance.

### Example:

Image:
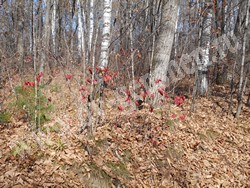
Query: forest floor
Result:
<box><xmin>0</xmin><ymin>67</ymin><xmax>249</xmax><ymax>187</ymax></box>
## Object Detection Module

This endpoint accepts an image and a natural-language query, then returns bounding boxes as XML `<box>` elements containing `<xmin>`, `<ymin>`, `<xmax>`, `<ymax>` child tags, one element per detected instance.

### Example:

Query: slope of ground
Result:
<box><xmin>0</xmin><ymin>69</ymin><xmax>249</xmax><ymax>187</ymax></box>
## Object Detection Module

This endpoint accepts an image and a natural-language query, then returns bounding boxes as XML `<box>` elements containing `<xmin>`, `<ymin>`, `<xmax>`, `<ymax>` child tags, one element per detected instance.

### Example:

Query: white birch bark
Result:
<box><xmin>51</xmin><ymin>0</ymin><xmax>57</xmax><ymax>54</ymax></box>
<box><xmin>99</xmin><ymin>0</ymin><xmax>112</xmax><ymax>69</ymax></box>
<box><xmin>77</xmin><ymin>0</ymin><xmax>84</xmax><ymax>56</ymax></box>
<box><xmin>88</xmin><ymin>0</ymin><xmax>94</xmax><ymax>51</ymax></box>
<box><xmin>197</xmin><ymin>2</ymin><xmax>212</xmax><ymax>96</ymax></box>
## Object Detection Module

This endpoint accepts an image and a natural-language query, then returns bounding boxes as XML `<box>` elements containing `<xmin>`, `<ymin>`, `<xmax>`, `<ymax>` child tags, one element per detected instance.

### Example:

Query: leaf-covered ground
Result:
<box><xmin>0</xmin><ymin>69</ymin><xmax>249</xmax><ymax>187</ymax></box>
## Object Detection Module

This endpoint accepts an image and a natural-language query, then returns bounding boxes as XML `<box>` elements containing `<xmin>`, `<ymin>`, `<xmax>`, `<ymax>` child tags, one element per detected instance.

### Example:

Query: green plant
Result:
<box><xmin>50</xmin><ymin>84</ymin><xmax>61</xmax><ymax>93</ymax></box>
<box><xmin>52</xmin><ymin>138</ymin><xmax>67</xmax><ymax>151</ymax></box>
<box><xmin>0</xmin><ymin>111</ymin><xmax>11</xmax><ymax>123</ymax></box>
<box><xmin>106</xmin><ymin>161</ymin><xmax>132</xmax><ymax>180</ymax></box>
<box><xmin>14</xmin><ymin>85</ymin><xmax>53</xmax><ymax>126</ymax></box>
<box><xmin>10</xmin><ymin>141</ymin><xmax>29</xmax><ymax>157</ymax></box>
<box><xmin>41</xmin><ymin>122</ymin><xmax>61</xmax><ymax>134</ymax></box>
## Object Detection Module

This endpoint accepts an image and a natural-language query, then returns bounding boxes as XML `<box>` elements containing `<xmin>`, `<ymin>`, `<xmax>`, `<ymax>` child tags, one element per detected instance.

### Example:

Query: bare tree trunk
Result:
<box><xmin>40</xmin><ymin>0</ymin><xmax>51</xmax><ymax>74</ymax></box>
<box><xmin>197</xmin><ymin>1</ymin><xmax>212</xmax><ymax>96</ymax></box>
<box><xmin>88</xmin><ymin>0</ymin><xmax>94</xmax><ymax>51</ymax></box>
<box><xmin>51</xmin><ymin>0</ymin><xmax>57</xmax><ymax>55</ymax></box>
<box><xmin>88</xmin><ymin>28</ymin><xmax>99</xmax><ymax>134</ymax></box>
<box><xmin>97</xmin><ymin>0</ymin><xmax>112</xmax><ymax>123</ymax></box>
<box><xmin>129</xmin><ymin>2</ymin><xmax>136</xmax><ymax>100</ymax></box>
<box><xmin>16</xmin><ymin>0</ymin><xmax>25</xmax><ymax>70</ymax></box>
<box><xmin>99</xmin><ymin>0</ymin><xmax>112</xmax><ymax>69</ymax></box>
<box><xmin>228</xmin><ymin>60</ymin><xmax>237</xmax><ymax>114</ymax></box>
<box><xmin>77</xmin><ymin>0</ymin><xmax>86</xmax><ymax>82</ymax></box>
<box><xmin>236</xmin><ymin>0</ymin><xmax>250</xmax><ymax>118</ymax></box>
<box><xmin>151</xmin><ymin>0</ymin><xmax>180</xmax><ymax>101</ymax></box>
<box><xmin>32</xmin><ymin>0</ymin><xmax>38</xmax><ymax>130</ymax></box>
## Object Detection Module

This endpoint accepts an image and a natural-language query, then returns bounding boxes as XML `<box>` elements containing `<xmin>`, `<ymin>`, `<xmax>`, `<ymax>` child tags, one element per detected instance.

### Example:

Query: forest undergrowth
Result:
<box><xmin>0</xmin><ymin>67</ymin><xmax>249</xmax><ymax>187</ymax></box>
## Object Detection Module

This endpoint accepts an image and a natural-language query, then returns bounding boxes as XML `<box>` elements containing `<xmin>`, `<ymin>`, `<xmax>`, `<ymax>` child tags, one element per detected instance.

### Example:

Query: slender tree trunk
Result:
<box><xmin>129</xmin><ymin>2</ymin><xmax>136</xmax><ymax>100</ymax></box>
<box><xmin>88</xmin><ymin>0</ymin><xmax>94</xmax><ymax>51</ymax></box>
<box><xmin>236</xmin><ymin>0</ymin><xmax>250</xmax><ymax>118</ymax></box>
<box><xmin>77</xmin><ymin>0</ymin><xmax>86</xmax><ymax>82</ymax></box>
<box><xmin>40</xmin><ymin>0</ymin><xmax>51</xmax><ymax>74</ymax></box>
<box><xmin>16</xmin><ymin>0</ymin><xmax>25</xmax><ymax>70</ymax></box>
<box><xmin>77</xmin><ymin>0</ymin><xmax>84</xmax><ymax>57</ymax></box>
<box><xmin>197</xmin><ymin>1</ymin><xmax>212</xmax><ymax>96</ymax></box>
<box><xmin>99</xmin><ymin>0</ymin><xmax>112</xmax><ymax>69</ymax></box>
<box><xmin>97</xmin><ymin>0</ymin><xmax>112</xmax><ymax>123</ymax></box>
<box><xmin>32</xmin><ymin>0</ymin><xmax>38</xmax><ymax>130</ymax></box>
<box><xmin>51</xmin><ymin>0</ymin><xmax>57</xmax><ymax>55</ymax></box>
<box><xmin>228</xmin><ymin>60</ymin><xmax>237</xmax><ymax>114</ymax></box>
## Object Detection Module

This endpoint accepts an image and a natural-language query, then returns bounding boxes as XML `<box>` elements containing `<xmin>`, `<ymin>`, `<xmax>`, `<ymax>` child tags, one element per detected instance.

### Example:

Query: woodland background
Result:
<box><xmin>0</xmin><ymin>0</ymin><xmax>249</xmax><ymax>187</ymax></box>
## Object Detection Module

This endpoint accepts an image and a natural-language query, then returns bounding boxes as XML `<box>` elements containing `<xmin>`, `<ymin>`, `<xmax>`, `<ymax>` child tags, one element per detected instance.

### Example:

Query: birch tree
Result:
<box><xmin>197</xmin><ymin>1</ymin><xmax>213</xmax><ymax>96</ymax></box>
<box><xmin>99</xmin><ymin>0</ymin><xmax>112</xmax><ymax>69</ymax></box>
<box><xmin>97</xmin><ymin>0</ymin><xmax>112</xmax><ymax>124</ymax></box>
<box><xmin>88</xmin><ymin>0</ymin><xmax>94</xmax><ymax>51</ymax></box>
<box><xmin>51</xmin><ymin>0</ymin><xmax>57</xmax><ymax>54</ymax></box>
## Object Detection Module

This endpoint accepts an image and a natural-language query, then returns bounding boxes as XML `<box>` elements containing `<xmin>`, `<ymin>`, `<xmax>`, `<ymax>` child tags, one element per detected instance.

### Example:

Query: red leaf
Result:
<box><xmin>154</xmin><ymin>79</ymin><xmax>162</xmax><ymax>84</ymax></box>
<box><xmin>103</xmin><ymin>67</ymin><xmax>108</xmax><ymax>73</ymax></box>
<box><xmin>141</xmin><ymin>91</ymin><xmax>147</xmax><ymax>100</ymax></box>
<box><xmin>36</xmin><ymin>72</ymin><xmax>43</xmax><ymax>83</ymax></box>
<box><xmin>164</xmin><ymin>92</ymin><xmax>169</xmax><ymax>99</ymax></box>
<box><xmin>29</xmin><ymin>82</ymin><xmax>35</xmax><ymax>87</ymax></box>
<box><xmin>86</xmin><ymin>78</ymin><xmax>91</xmax><ymax>84</ymax></box>
<box><xmin>103</xmin><ymin>75</ymin><xmax>112</xmax><ymax>82</ymax></box>
<box><xmin>120</xmin><ymin>48</ymin><xmax>125</xmax><ymax>56</ymax></box>
<box><xmin>66</xmin><ymin>74</ymin><xmax>72</xmax><ymax>81</ymax></box>
<box><xmin>113</xmin><ymin>71</ymin><xmax>119</xmax><ymax>77</ymax></box>
<box><xmin>157</xmin><ymin>88</ymin><xmax>164</xmax><ymax>96</ymax></box>
<box><xmin>79</xmin><ymin>86</ymin><xmax>86</xmax><ymax>92</ymax></box>
<box><xmin>36</xmin><ymin>77</ymin><xmax>41</xmax><ymax>83</ymax></box>
<box><xmin>118</xmin><ymin>106</ymin><xmax>124</xmax><ymax>111</ymax></box>
<box><xmin>135</xmin><ymin>101</ymin><xmax>139</xmax><ymax>107</ymax></box>
<box><xmin>126</xmin><ymin>90</ymin><xmax>131</xmax><ymax>97</ymax></box>
<box><xmin>95</xmin><ymin>65</ymin><xmax>99</xmax><ymax>72</ymax></box>
<box><xmin>174</xmin><ymin>96</ymin><xmax>184</xmax><ymax>106</ymax></box>
<box><xmin>88</xmin><ymin>68</ymin><xmax>93</xmax><ymax>75</ymax></box>
<box><xmin>38</xmin><ymin>72</ymin><xmax>43</xmax><ymax>78</ymax></box>
<box><xmin>93</xmin><ymin>79</ymin><xmax>98</xmax><ymax>84</ymax></box>
<box><xmin>125</xmin><ymin>97</ymin><xmax>131</xmax><ymax>104</ymax></box>
<box><xmin>179</xmin><ymin>114</ymin><xmax>185</xmax><ymax>121</ymax></box>
<box><xmin>171</xmin><ymin>114</ymin><xmax>177</xmax><ymax>119</ymax></box>
<box><xmin>149</xmin><ymin>106</ymin><xmax>154</xmax><ymax>112</ymax></box>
